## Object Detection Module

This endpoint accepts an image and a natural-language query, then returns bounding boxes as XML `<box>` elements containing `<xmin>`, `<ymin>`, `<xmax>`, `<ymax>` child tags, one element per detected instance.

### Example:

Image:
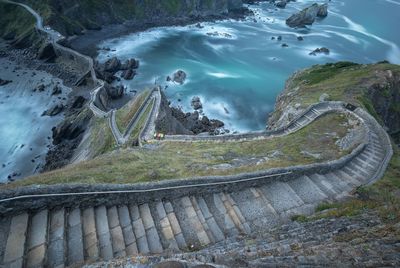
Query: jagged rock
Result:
<box><xmin>51</xmin><ymin>85</ymin><xmax>62</xmax><ymax>95</ymax></box>
<box><xmin>297</xmin><ymin>36</ymin><xmax>304</xmax><ymax>41</ymax></box>
<box><xmin>309</xmin><ymin>47</ymin><xmax>330</xmax><ymax>56</ymax></box>
<box><xmin>35</xmin><ymin>84</ymin><xmax>46</xmax><ymax>92</ymax></box>
<box><xmin>42</xmin><ymin>104</ymin><xmax>64</xmax><ymax>116</ymax></box>
<box><xmin>282</xmin><ymin>43</ymin><xmax>289</xmax><ymax>47</ymax></box>
<box><xmin>0</xmin><ymin>78</ymin><xmax>12</xmax><ymax>86</ymax></box>
<box><xmin>319</xmin><ymin>93</ymin><xmax>330</xmax><ymax>102</ymax></box>
<box><xmin>52</xmin><ymin>110</ymin><xmax>91</xmax><ymax>144</ymax></box>
<box><xmin>37</xmin><ymin>43</ymin><xmax>57</xmax><ymax>62</ymax></box>
<box><xmin>121</xmin><ymin>69</ymin><xmax>136</xmax><ymax>80</ymax></box>
<box><xmin>286</xmin><ymin>3</ymin><xmax>328</xmax><ymax>28</ymax></box>
<box><xmin>71</xmin><ymin>96</ymin><xmax>86</xmax><ymax>109</ymax></box>
<box><xmin>104</xmin><ymin>83</ymin><xmax>124</xmax><ymax>99</ymax></box>
<box><xmin>191</xmin><ymin>96</ymin><xmax>203</xmax><ymax>110</ymax></box>
<box><xmin>172</xmin><ymin>70</ymin><xmax>187</xmax><ymax>85</ymax></box>
<box><xmin>121</xmin><ymin>58</ymin><xmax>139</xmax><ymax>70</ymax></box>
<box><xmin>103</xmin><ymin>57</ymin><xmax>121</xmax><ymax>72</ymax></box>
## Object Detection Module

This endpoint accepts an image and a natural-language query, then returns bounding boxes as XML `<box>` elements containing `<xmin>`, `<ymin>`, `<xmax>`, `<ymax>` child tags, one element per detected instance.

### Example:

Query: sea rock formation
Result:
<box><xmin>286</xmin><ymin>3</ymin><xmax>328</xmax><ymax>28</ymax></box>
<box><xmin>309</xmin><ymin>47</ymin><xmax>330</xmax><ymax>56</ymax></box>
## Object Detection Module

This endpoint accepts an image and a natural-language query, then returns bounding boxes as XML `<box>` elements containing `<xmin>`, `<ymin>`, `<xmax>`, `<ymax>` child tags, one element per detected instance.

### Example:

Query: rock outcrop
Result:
<box><xmin>286</xmin><ymin>3</ymin><xmax>328</xmax><ymax>28</ymax></box>
<box><xmin>0</xmin><ymin>78</ymin><xmax>12</xmax><ymax>86</ymax></box>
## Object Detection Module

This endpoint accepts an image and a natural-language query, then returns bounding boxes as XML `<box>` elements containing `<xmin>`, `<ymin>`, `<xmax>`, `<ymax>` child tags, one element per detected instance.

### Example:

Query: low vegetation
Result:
<box><xmin>2</xmin><ymin>113</ymin><xmax>357</xmax><ymax>188</ymax></box>
<box><xmin>115</xmin><ymin>89</ymin><xmax>151</xmax><ymax>134</ymax></box>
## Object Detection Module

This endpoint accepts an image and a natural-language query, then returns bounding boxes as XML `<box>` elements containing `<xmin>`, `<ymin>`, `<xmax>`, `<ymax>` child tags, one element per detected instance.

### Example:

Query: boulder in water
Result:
<box><xmin>172</xmin><ymin>70</ymin><xmax>187</xmax><ymax>85</ymax></box>
<box><xmin>0</xmin><ymin>78</ymin><xmax>12</xmax><ymax>86</ymax></box>
<box><xmin>286</xmin><ymin>3</ymin><xmax>328</xmax><ymax>28</ymax></box>
<box><xmin>191</xmin><ymin>96</ymin><xmax>203</xmax><ymax>110</ymax></box>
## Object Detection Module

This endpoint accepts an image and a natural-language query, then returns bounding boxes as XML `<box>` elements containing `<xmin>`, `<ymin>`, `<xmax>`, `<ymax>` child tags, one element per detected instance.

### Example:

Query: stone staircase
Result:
<box><xmin>0</xmin><ymin>124</ymin><xmax>387</xmax><ymax>267</ymax></box>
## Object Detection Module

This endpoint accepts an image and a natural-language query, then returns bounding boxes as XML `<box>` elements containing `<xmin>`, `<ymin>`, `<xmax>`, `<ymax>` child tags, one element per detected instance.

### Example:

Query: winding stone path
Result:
<box><xmin>0</xmin><ymin>101</ymin><xmax>393</xmax><ymax>267</ymax></box>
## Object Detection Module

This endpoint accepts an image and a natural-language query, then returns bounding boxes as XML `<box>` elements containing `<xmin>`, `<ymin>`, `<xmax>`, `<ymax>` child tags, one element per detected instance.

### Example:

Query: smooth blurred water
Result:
<box><xmin>97</xmin><ymin>0</ymin><xmax>400</xmax><ymax>132</ymax></box>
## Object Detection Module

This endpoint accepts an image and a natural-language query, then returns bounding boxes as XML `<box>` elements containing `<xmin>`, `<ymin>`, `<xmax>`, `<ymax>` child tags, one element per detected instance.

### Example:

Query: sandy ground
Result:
<box><xmin>0</xmin><ymin>55</ymin><xmax>71</xmax><ymax>183</ymax></box>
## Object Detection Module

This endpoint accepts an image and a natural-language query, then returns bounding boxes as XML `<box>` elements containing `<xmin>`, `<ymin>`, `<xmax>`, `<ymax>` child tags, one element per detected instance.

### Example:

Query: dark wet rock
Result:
<box><xmin>153</xmin><ymin>260</ymin><xmax>185</xmax><ymax>268</ymax></box>
<box><xmin>103</xmin><ymin>57</ymin><xmax>121</xmax><ymax>72</ymax></box>
<box><xmin>71</xmin><ymin>96</ymin><xmax>86</xmax><ymax>109</ymax></box>
<box><xmin>277</xmin><ymin>36</ymin><xmax>282</xmax><ymax>41</ymax></box>
<box><xmin>35</xmin><ymin>84</ymin><xmax>46</xmax><ymax>92</ymax></box>
<box><xmin>121</xmin><ymin>69</ymin><xmax>136</xmax><ymax>80</ymax></box>
<box><xmin>286</xmin><ymin>3</ymin><xmax>328</xmax><ymax>28</ymax></box>
<box><xmin>52</xmin><ymin>110</ymin><xmax>91</xmax><ymax>145</ymax></box>
<box><xmin>282</xmin><ymin>43</ymin><xmax>289</xmax><ymax>47</ymax></box>
<box><xmin>37</xmin><ymin>43</ymin><xmax>57</xmax><ymax>62</ymax></box>
<box><xmin>191</xmin><ymin>96</ymin><xmax>203</xmax><ymax>110</ymax></box>
<box><xmin>42</xmin><ymin>104</ymin><xmax>64</xmax><ymax>116</ymax></box>
<box><xmin>297</xmin><ymin>36</ymin><xmax>304</xmax><ymax>41</ymax></box>
<box><xmin>51</xmin><ymin>85</ymin><xmax>62</xmax><ymax>95</ymax></box>
<box><xmin>275</xmin><ymin>1</ymin><xmax>287</xmax><ymax>8</ymax></box>
<box><xmin>172</xmin><ymin>70</ymin><xmax>187</xmax><ymax>85</ymax></box>
<box><xmin>309</xmin><ymin>47</ymin><xmax>330</xmax><ymax>56</ymax></box>
<box><xmin>104</xmin><ymin>83</ymin><xmax>124</xmax><ymax>99</ymax></box>
<box><xmin>0</xmin><ymin>78</ymin><xmax>12</xmax><ymax>86</ymax></box>
<box><xmin>121</xmin><ymin>58</ymin><xmax>139</xmax><ymax>70</ymax></box>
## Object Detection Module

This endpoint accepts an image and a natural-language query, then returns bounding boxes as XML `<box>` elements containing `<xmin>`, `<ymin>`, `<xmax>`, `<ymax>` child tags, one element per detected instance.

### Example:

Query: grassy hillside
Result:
<box><xmin>3</xmin><ymin>113</ymin><xmax>356</xmax><ymax>188</ymax></box>
<box><xmin>0</xmin><ymin>2</ymin><xmax>39</xmax><ymax>48</ymax></box>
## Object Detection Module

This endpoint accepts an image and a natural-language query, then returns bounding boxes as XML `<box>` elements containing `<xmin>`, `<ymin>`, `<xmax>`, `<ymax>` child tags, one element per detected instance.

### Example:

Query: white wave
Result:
<box><xmin>207</xmin><ymin>72</ymin><xmax>241</xmax><ymax>79</ymax></box>
<box><xmin>384</xmin><ymin>0</ymin><xmax>400</xmax><ymax>6</ymax></box>
<box><xmin>330</xmin><ymin>11</ymin><xmax>400</xmax><ymax>63</ymax></box>
<box><xmin>324</xmin><ymin>30</ymin><xmax>360</xmax><ymax>44</ymax></box>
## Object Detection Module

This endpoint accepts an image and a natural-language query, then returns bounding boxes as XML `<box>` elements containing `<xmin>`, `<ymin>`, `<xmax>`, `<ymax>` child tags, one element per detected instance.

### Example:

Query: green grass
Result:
<box><xmin>88</xmin><ymin>116</ymin><xmax>117</xmax><ymax>157</ymax></box>
<box><xmin>115</xmin><ymin>89</ymin><xmax>151</xmax><ymax>134</ymax></box>
<box><xmin>2</xmin><ymin>113</ymin><xmax>358</xmax><ymax>188</ymax></box>
<box><xmin>127</xmin><ymin>98</ymin><xmax>154</xmax><ymax>145</ymax></box>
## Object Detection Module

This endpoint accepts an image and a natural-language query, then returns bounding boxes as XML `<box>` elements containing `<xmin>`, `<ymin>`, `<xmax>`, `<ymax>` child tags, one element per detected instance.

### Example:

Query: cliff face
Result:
<box><xmin>24</xmin><ymin>0</ymin><xmax>246</xmax><ymax>36</ymax></box>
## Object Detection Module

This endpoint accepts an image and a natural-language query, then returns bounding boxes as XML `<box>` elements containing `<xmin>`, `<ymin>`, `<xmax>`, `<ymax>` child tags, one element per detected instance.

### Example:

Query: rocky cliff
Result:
<box><xmin>22</xmin><ymin>0</ymin><xmax>246</xmax><ymax>36</ymax></box>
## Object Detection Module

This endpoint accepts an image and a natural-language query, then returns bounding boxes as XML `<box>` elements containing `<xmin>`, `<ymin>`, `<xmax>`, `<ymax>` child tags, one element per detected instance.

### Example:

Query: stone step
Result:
<box><xmin>335</xmin><ymin>170</ymin><xmax>362</xmax><ymax>185</ymax></box>
<box><xmin>260</xmin><ymin>181</ymin><xmax>305</xmax><ymax>214</ymax></box>
<box><xmin>118</xmin><ymin>205</ymin><xmax>138</xmax><ymax>256</ymax></box>
<box><xmin>180</xmin><ymin>196</ymin><xmax>211</xmax><ymax>247</ymax></box>
<box><xmin>138</xmin><ymin>203</ymin><xmax>163</xmax><ymax>253</ymax></box>
<box><xmin>95</xmin><ymin>206</ymin><xmax>113</xmax><ymax>261</ymax></box>
<box><xmin>129</xmin><ymin>205</ymin><xmax>150</xmax><ymax>254</ymax></box>
<box><xmin>26</xmin><ymin>210</ymin><xmax>48</xmax><ymax>268</ymax></box>
<box><xmin>342</xmin><ymin>166</ymin><xmax>366</xmax><ymax>184</ymax></box>
<box><xmin>361</xmin><ymin>150</ymin><xmax>383</xmax><ymax>163</ymax></box>
<box><xmin>47</xmin><ymin>209</ymin><xmax>65</xmax><ymax>268</ymax></box>
<box><xmin>230</xmin><ymin>188</ymin><xmax>279</xmax><ymax>229</ymax></box>
<box><xmin>325</xmin><ymin>172</ymin><xmax>353</xmax><ymax>192</ymax></box>
<box><xmin>347</xmin><ymin>161</ymin><xmax>372</xmax><ymax>179</ymax></box>
<box><xmin>154</xmin><ymin>201</ymin><xmax>179</xmax><ymax>251</ymax></box>
<box><xmin>353</xmin><ymin>157</ymin><xmax>376</xmax><ymax>171</ymax></box>
<box><xmin>82</xmin><ymin>207</ymin><xmax>99</xmax><ymax>261</ymax></box>
<box><xmin>287</xmin><ymin>176</ymin><xmax>328</xmax><ymax>204</ymax></box>
<box><xmin>365</xmin><ymin>147</ymin><xmax>384</xmax><ymax>158</ymax></box>
<box><xmin>219</xmin><ymin>193</ymin><xmax>251</xmax><ymax>235</ymax></box>
<box><xmin>3</xmin><ymin>213</ymin><xmax>29</xmax><ymax>268</ymax></box>
<box><xmin>203</xmin><ymin>194</ymin><xmax>239</xmax><ymax>237</ymax></box>
<box><xmin>307</xmin><ymin>174</ymin><xmax>339</xmax><ymax>199</ymax></box>
<box><xmin>332</xmin><ymin>170</ymin><xmax>359</xmax><ymax>188</ymax></box>
<box><xmin>67</xmin><ymin>208</ymin><xmax>84</xmax><ymax>266</ymax></box>
<box><xmin>163</xmin><ymin>201</ymin><xmax>188</xmax><ymax>250</ymax></box>
<box><xmin>0</xmin><ymin>217</ymin><xmax>11</xmax><ymax>265</ymax></box>
<box><xmin>359</xmin><ymin>150</ymin><xmax>381</xmax><ymax>165</ymax></box>
<box><xmin>190</xmin><ymin>196</ymin><xmax>216</xmax><ymax>244</ymax></box>
<box><xmin>107</xmin><ymin>206</ymin><xmax>126</xmax><ymax>257</ymax></box>
<box><xmin>196</xmin><ymin>197</ymin><xmax>225</xmax><ymax>243</ymax></box>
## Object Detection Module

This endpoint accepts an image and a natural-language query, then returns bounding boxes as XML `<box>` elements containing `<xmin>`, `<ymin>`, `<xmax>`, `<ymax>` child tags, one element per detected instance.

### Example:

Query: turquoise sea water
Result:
<box><xmin>98</xmin><ymin>0</ymin><xmax>400</xmax><ymax>132</ymax></box>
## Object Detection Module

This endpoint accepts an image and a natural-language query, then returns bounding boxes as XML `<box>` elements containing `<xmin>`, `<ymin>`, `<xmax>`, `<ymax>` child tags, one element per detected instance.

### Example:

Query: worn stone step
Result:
<box><xmin>139</xmin><ymin>203</ymin><xmax>163</xmax><ymax>253</ymax></box>
<box><xmin>359</xmin><ymin>151</ymin><xmax>381</xmax><ymax>165</ymax></box>
<box><xmin>260</xmin><ymin>181</ymin><xmax>304</xmax><ymax>213</ymax></box>
<box><xmin>347</xmin><ymin>161</ymin><xmax>371</xmax><ymax>178</ymax></box>
<box><xmin>220</xmin><ymin>193</ymin><xmax>251</xmax><ymax>235</ymax></box>
<box><xmin>26</xmin><ymin>210</ymin><xmax>48</xmax><ymax>268</ymax></box>
<box><xmin>307</xmin><ymin>174</ymin><xmax>339</xmax><ymax>199</ymax></box>
<box><xmin>331</xmin><ymin>170</ymin><xmax>358</xmax><ymax>188</ymax></box>
<box><xmin>67</xmin><ymin>208</ymin><xmax>84</xmax><ymax>266</ymax></box>
<box><xmin>361</xmin><ymin>150</ymin><xmax>382</xmax><ymax>163</ymax></box>
<box><xmin>95</xmin><ymin>206</ymin><xmax>113</xmax><ymax>261</ymax></box>
<box><xmin>129</xmin><ymin>205</ymin><xmax>150</xmax><ymax>254</ymax></box>
<box><xmin>107</xmin><ymin>206</ymin><xmax>126</xmax><ymax>258</ymax></box>
<box><xmin>47</xmin><ymin>209</ymin><xmax>65</xmax><ymax>268</ymax></box>
<box><xmin>196</xmin><ymin>197</ymin><xmax>225</xmax><ymax>243</ymax></box>
<box><xmin>190</xmin><ymin>196</ymin><xmax>216</xmax><ymax>244</ymax></box>
<box><xmin>287</xmin><ymin>176</ymin><xmax>328</xmax><ymax>204</ymax></box>
<box><xmin>334</xmin><ymin>170</ymin><xmax>362</xmax><ymax>186</ymax></box>
<box><xmin>0</xmin><ymin>217</ymin><xmax>11</xmax><ymax>266</ymax></box>
<box><xmin>205</xmin><ymin>193</ymin><xmax>239</xmax><ymax>237</ymax></box>
<box><xmin>230</xmin><ymin>188</ymin><xmax>279</xmax><ymax>230</ymax></box>
<box><xmin>3</xmin><ymin>213</ymin><xmax>29</xmax><ymax>268</ymax></box>
<box><xmin>164</xmin><ymin>201</ymin><xmax>188</xmax><ymax>250</ymax></box>
<box><xmin>82</xmin><ymin>207</ymin><xmax>99</xmax><ymax>261</ymax></box>
<box><xmin>180</xmin><ymin>196</ymin><xmax>211</xmax><ymax>247</ymax></box>
<box><xmin>118</xmin><ymin>205</ymin><xmax>138</xmax><ymax>256</ymax></box>
<box><xmin>325</xmin><ymin>172</ymin><xmax>353</xmax><ymax>192</ymax></box>
<box><xmin>153</xmin><ymin>201</ymin><xmax>179</xmax><ymax>251</ymax></box>
<box><xmin>342</xmin><ymin>166</ymin><xmax>366</xmax><ymax>184</ymax></box>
